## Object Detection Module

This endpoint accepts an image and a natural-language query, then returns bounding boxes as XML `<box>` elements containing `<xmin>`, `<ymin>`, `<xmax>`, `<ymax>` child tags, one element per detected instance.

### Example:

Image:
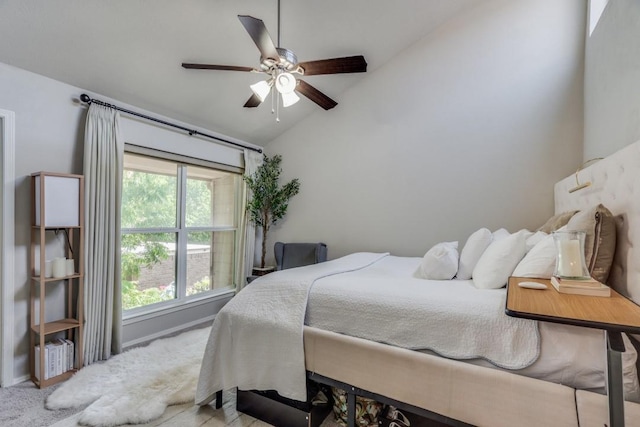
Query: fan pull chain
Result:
<box><xmin>276</xmin><ymin>91</ymin><xmax>281</xmax><ymax>122</ymax></box>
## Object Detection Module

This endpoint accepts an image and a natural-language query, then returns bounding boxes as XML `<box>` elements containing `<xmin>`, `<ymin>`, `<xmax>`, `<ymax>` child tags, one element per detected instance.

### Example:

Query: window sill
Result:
<box><xmin>122</xmin><ymin>288</ymin><xmax>235</xmax><ymax>325</ymax></box>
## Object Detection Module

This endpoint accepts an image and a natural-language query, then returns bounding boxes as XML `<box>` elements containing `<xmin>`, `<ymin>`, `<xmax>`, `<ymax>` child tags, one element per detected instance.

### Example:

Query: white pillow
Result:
<box><xmin>472</xmin><ymin>230</ymin><xmax>528</xmax><ymax>289</ymax></box>
<box><xmin>525</xmin><ymin>231</ymin><xmax>548</xmax><ymax>252</ymax></box>
<box><xmin>415</xmin><ymin>241</ymin><xmax>459</xmax><ymax>280</ymax></box>
<box><xmin>512</xmin><ymin>233</ymin><xmax>556</xmax><ymax>279</ymax></box>
<box><xmin>457</xmin><ymin>228</ymin><xmax>493</xmax><ymax>280</ymax></box>
<box><xmin>492</xmin><ymin>228</ymin><xmax>510</xmax><ymax>241</ymax></box>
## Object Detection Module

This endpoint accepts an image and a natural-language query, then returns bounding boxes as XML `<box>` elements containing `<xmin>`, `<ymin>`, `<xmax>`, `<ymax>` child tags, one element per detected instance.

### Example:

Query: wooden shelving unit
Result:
<box><xmin>29</xmin><ymin>172</ymin><xmax>84</xmax><ymax>388</ymax></box>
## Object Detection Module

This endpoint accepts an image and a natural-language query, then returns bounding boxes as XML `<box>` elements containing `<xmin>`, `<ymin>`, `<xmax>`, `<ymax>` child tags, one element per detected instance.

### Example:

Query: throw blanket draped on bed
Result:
<box><xmin>195</xmin><ymin>252</ymin><xmax>390</xmax><ymax>404</ymax></box>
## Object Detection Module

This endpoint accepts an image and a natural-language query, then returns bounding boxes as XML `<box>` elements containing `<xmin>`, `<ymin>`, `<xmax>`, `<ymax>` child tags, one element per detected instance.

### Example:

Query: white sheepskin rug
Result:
<box><xmin>46</xmin><ymin>326</ymin><xmax>211</xmax><ymax>427</ymax></box>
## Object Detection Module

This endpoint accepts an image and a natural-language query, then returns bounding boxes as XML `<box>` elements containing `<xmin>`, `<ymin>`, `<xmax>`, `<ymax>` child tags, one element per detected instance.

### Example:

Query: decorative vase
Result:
<box><xmin>252</xmin><ymin>266</ymin><xmax>275</xmax><ymax>276</ymax></box>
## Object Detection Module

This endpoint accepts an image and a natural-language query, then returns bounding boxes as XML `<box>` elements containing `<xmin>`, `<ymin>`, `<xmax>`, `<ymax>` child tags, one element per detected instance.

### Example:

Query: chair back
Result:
<box><xmin>274</xmin><ymin>242</ymin><xmax>328</xmax><ymax>270</ymax></box>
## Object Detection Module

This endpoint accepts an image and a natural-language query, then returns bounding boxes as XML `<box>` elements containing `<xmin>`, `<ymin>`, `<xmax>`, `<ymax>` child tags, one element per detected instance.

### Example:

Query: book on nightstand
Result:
<box><xmin>550</xmin><ymin>276</ymin><xmax>611</xmax><ymax>297</ymax></box>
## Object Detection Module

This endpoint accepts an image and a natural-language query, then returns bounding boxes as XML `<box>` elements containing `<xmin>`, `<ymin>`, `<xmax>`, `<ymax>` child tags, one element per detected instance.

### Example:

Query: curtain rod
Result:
<box><xmin>79</xmin><ymin>94</ymin><xmax>262</xmax><ymax>153</ymax></box>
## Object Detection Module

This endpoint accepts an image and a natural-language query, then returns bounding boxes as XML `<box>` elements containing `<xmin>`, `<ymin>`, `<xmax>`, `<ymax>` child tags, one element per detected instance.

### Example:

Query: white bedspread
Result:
<box><xmin>307</xmin><ymin>255</ymin><xmax>540</xmax><ymax>369</ymax></box>
<box><xmin>195</xmin><ymin>252</ymin><xmax>389</xmax><ymax>404</ymax></box>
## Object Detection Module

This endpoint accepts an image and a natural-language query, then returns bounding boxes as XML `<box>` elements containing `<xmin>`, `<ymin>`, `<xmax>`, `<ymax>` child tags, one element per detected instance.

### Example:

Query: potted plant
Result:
<box><xmin>244</xmin><ymin>154</ymin><xmax>300</xmax><ymax>274</ymax></box>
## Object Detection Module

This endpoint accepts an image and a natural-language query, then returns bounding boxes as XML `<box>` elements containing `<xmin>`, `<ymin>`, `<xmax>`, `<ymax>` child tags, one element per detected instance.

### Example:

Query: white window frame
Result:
<box><xmin>121</xmin><ymin>148</ymin><xmax>243</xmax><ymax>319</ymax></box>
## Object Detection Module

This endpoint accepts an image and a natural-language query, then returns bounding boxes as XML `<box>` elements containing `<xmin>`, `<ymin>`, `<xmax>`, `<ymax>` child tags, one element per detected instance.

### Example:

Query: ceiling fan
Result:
<box><xmin>181</xmin><ymin>4</ymin><xmax>367</xmax><ymax>117</ymax></box>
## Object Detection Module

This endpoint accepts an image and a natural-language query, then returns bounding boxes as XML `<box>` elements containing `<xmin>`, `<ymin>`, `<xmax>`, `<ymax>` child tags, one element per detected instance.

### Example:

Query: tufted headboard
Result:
<box><xmin>555</xmin><ymin>141</ymin><xmax>640</xmax><ymax>305</ymax></box>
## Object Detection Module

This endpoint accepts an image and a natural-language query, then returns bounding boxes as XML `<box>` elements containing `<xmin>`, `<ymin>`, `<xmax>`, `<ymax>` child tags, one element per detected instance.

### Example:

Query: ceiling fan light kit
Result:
<box><xmin>181</xmin><ymin>0</ymin><xmax>367</xmax><ymax>122</ymax></box>
<box><xmin>275</xmin><ymin>72</ymin><xmax>296</xmax><ymax>94</ymax></box>
<box><xmin>250</xmin><ymin>80</ymin><xmax>272</xmax><ymax>103</ymax></box>
<box><xmin>280</xmin><ymin>91</ymin><xmax>300</xmax><ymax>108</ymax></box>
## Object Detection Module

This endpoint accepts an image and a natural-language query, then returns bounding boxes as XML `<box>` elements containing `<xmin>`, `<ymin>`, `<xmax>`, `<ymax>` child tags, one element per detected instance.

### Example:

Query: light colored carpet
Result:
<box><xmin>0</xmin><ymin>380</ymin><xmax>87</xmax><ymax>427</ymax></box>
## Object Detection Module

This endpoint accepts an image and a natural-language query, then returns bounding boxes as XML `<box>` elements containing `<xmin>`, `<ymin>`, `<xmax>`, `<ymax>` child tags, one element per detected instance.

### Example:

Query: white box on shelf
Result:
<box><xmin>34</xmin><ymin>174</ymin><xmax>80</xmax><ymax>227</ymax></box>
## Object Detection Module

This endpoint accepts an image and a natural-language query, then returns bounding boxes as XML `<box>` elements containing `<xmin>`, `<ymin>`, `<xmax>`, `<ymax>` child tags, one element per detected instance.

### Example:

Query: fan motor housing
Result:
<box><xmin>260</xmin><ymin>47</ymin><xmax>298</xmax><ymax>72</ymax></box>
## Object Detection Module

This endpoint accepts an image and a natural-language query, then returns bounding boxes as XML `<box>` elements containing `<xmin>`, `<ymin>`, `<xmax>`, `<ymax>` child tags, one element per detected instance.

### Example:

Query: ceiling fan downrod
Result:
<box><xmin>277</xmin><ymin>0</ymin><xmax>281</xmax><ymax>48</ymax></box>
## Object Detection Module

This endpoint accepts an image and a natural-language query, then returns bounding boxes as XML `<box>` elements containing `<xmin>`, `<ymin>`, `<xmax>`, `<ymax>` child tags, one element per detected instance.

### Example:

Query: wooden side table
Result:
<box><xmin>506</xmin><ymin>276</ymin><xmax>640</xmax><ymax>427</ymax></box>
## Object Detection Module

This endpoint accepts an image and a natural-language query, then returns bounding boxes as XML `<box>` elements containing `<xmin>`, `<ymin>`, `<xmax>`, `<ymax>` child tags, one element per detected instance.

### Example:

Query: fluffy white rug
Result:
<box><xmin>46</xmin><ymin>327</ymin><xmax>211</xmax><ymax>427</ymax></box>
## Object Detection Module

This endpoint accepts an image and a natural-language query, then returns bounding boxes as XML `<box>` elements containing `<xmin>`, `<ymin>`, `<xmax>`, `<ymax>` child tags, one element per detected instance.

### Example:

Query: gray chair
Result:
<box><xmin>274</xmin><ymin>242</ymin><xmax>328</xmax><ymax>270</ymax></box>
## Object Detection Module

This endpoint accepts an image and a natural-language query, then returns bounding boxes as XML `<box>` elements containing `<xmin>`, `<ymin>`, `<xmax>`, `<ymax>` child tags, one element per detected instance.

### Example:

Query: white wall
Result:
<box><xmin>0</xmin><ymin>62</ymin><xmax>85</xmax><ymax>382</ymax></box>
<box><xmin>265</xmin><ymin>0</ymin><xmax>586</xmax><ymax>262</ymax></box>
<box><xmin>584</xmin><ymin>0</ymin><xmax>640</xmax><ymax>159</ymax></box>
<box><xmin>0</xmin><ymin>62</ymin><xmax>251</xmax><ymax>383</ymax></box>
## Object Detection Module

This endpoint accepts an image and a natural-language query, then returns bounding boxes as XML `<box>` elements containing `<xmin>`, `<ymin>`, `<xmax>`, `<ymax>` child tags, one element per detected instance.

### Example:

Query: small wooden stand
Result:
<box><xmin>29</xmin><ymin>172</ymin><xmax>84</xmax><ymax>388</ymax></box>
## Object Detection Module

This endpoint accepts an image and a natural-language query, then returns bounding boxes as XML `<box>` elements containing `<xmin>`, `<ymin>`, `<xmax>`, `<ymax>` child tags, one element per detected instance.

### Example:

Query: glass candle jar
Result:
<box><xmin>553</xmin><ymin>230</ymin><xmax>590</xmax><ymax>279</ymax></box>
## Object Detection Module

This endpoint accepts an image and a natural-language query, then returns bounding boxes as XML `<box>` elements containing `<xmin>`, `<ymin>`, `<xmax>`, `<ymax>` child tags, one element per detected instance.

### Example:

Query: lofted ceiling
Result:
<box><xmin>0</xmin><ymin>0</ymin><xmax>484</xmax><ymax>145</ymax></box>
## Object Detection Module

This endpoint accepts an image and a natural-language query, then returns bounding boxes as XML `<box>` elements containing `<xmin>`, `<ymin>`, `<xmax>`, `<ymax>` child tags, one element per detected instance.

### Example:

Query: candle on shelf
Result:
<box><xmin>65</xmin><ymin>258</ymin><xmax>75</xmax><ymax>276</ymax></box>
<box><xmin>52</xmin><ymin>257</ymin><xmax>66</xmax><ymax>278</ymax></box>
<box><xmin>45</xmin><ymin>260</ymin><xmax>53</xmax><ymax>278</ymax></box>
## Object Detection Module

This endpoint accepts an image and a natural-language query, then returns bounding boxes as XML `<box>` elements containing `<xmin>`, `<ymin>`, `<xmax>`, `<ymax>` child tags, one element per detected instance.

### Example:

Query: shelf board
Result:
<box><xmin>31</xmin><ymin>369</ymin><xmax>77</xmax><ymax>389</ymax></box>
<box><xmin>31</xmin><ymin>225</ymin><xmax>81</xmax><ymax>230</ymax></box>
<box><xmin>31</xmin><ymin>274</ymin><xmax>82</xmax><ymax>282</ymax></box>
<box><xmin>31</xmin><ymin>318</ymin><xmax>80</xmax><ymax>335</ymax></box>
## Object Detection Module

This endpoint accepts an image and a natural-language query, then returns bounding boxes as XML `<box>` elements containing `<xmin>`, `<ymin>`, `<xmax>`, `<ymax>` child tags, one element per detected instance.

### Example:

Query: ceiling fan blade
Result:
<box><xmin>296</xmin><ymin>80</ymin><xmax>337</xmax><ymax>110</ymax></box>
<box><xmin>182</xmin><ymin>63</ymin><xmax>255</xmax><ymax>72</ymax></box>
<box><xmin>238</xmin><ymin>15</ymin><xmax>280</xmax><ymax>61</ymax></box>
<box><xmin>297</xmin><ymin>55</ymin><xmax>367</xmax><ymax>76</ymax></box>
<box><xmin>243</xmin><ymin>93</ymin><xmax>263</xmax><ymax>108</ymax></box>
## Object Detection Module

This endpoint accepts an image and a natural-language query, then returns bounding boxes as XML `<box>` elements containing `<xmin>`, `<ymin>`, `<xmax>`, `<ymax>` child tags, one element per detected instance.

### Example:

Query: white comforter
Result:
<box><xmin>307</xmin><ymin>256</ymin><xmax>639</xmax><ymax>399</ymax></box>
<box><xmin>195</xmin><ymin>253</ymin><xmax>541</xmax><ymax>404</ymax></box>
<box><xmin>306</xmin><ymin>255</ymin><xmax>540</xmax><ymax>369</ymax></box>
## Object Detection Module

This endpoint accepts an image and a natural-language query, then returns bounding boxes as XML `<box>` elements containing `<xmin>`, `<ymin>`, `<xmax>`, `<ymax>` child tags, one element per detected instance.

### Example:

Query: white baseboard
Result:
<box><xmin>10</xmin><ymin>374</ymin><xmax>30</xmax><ymax>386</ymax></box>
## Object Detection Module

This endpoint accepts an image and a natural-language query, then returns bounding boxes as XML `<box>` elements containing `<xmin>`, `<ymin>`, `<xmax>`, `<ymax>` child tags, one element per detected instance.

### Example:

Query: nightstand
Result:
<box><xmin>506</xmin><ymin>276</ymin><xmax>640</xmax><ymax>427</ymax></box>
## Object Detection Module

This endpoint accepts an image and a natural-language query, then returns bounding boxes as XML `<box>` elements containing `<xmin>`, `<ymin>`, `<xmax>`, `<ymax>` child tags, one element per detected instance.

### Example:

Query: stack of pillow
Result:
<box><xmin>414</xmin><ymin>204</ymin><xmax>617</xmax><ymax>289</ymax></box>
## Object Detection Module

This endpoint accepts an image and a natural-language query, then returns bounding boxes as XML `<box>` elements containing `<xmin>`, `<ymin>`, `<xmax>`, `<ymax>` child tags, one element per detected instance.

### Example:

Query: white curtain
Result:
<box><xmin>238</xmin><ymin>150</ymin><xmax>263</xmax><ymax>291</ymax></box>
<box><xmin>82</xmin><ymin>103</ymin><xmax>124</xmax><ymax>364</ymax></box>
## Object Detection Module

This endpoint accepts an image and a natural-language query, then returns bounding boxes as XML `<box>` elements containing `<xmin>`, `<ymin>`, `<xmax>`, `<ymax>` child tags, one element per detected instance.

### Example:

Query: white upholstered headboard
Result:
<box><xmin>555</xmin><ymin>141</ymin><xmax>640</xmax><ymax>305</ymax></box>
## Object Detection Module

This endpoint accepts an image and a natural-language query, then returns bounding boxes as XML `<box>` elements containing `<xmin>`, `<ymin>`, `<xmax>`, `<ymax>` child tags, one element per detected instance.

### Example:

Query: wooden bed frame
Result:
<box><xmin>298</xmin><ymin>141</ymin><xmax>640</xmax><ymax>427</ymax></box>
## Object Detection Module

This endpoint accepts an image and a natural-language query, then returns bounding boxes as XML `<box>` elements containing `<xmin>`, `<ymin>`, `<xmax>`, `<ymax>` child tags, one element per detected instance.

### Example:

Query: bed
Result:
<box><xmin>195</xmin><ymin>140</ymin><xmax>640</xmax><ymax>427</ymax></box>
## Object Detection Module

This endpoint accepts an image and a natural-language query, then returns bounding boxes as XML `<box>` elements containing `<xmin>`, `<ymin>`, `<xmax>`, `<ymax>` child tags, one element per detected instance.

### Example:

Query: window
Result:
<box><xmin>121</xmin><ymin>152</ymin><xmax>241</xmax><ymax>312</ymax></box>
<box><xmin>589</xmin><ymin>0</ymin><xmax>609</xmax><ymax>37</ymax></box>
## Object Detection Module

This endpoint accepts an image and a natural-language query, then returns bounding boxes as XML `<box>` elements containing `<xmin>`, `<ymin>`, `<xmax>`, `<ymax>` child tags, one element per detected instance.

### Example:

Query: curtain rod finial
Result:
<box><xmin>80</xmin><ymin>94</ymin><xmax>91</xmax><ymax>103</ymax></box>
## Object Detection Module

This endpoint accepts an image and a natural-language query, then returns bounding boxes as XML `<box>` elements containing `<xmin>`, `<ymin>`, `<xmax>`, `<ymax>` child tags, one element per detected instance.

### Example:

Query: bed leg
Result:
<box><xmin>215</xmin><ymin>390</ymin><xmax>223</xmax><ymax>409</ymax></box>
<box><xmin>347</xmin><ymin>390</ymin><xmax>356</xmax><ymax>427</ymax></box>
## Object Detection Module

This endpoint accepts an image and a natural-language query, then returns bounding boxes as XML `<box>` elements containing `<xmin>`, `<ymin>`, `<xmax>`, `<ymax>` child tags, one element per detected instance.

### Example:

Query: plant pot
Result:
<box><xmin>252</xmin><ymin>266</ymin><xmax>275</xmax><ymax>276</ymax></box>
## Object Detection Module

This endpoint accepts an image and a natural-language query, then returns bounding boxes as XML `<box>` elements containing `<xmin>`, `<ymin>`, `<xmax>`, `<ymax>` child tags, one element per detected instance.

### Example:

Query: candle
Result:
<box><xmin>558</xmin><ymin>239</ymin><xmax>583</xmax><ymax>277</ymax></box>
<box><xmin>65</xmin><ymin>258</ymin><xmax>75</xmax><ymax>276</ymax></box>
<box><xmin>44</xmin><ymin>260</ymin><xmax>52</xmax><ymax>278</ymax></box>
<box><xmin>52</xmin><ymin>257</ymin><xmax>66</xmax><ymax>278</ymax></box>
<box><xmin>553</xmin><ymin>230</ymin><xmax>590</xmax><ymax>279</ymax></box>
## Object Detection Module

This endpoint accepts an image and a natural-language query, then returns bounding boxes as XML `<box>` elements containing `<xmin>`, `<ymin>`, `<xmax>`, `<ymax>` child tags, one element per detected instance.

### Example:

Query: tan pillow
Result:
<box><xmin>537</xmin><ymin>210</ymin><xmax>579</xmax><ymax>233</ymax></box>
<box><xmin>565</xmin><ymin>204</ymin><xmax>616</xmax><ymax>283</ymax></box>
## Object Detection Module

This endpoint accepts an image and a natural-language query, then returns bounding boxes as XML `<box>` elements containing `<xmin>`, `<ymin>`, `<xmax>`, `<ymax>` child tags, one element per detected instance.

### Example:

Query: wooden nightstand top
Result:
<box><xmin>506</xmin><ymin>276</ymin><xmax>640</xmax><ymax>334</ymax></box>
